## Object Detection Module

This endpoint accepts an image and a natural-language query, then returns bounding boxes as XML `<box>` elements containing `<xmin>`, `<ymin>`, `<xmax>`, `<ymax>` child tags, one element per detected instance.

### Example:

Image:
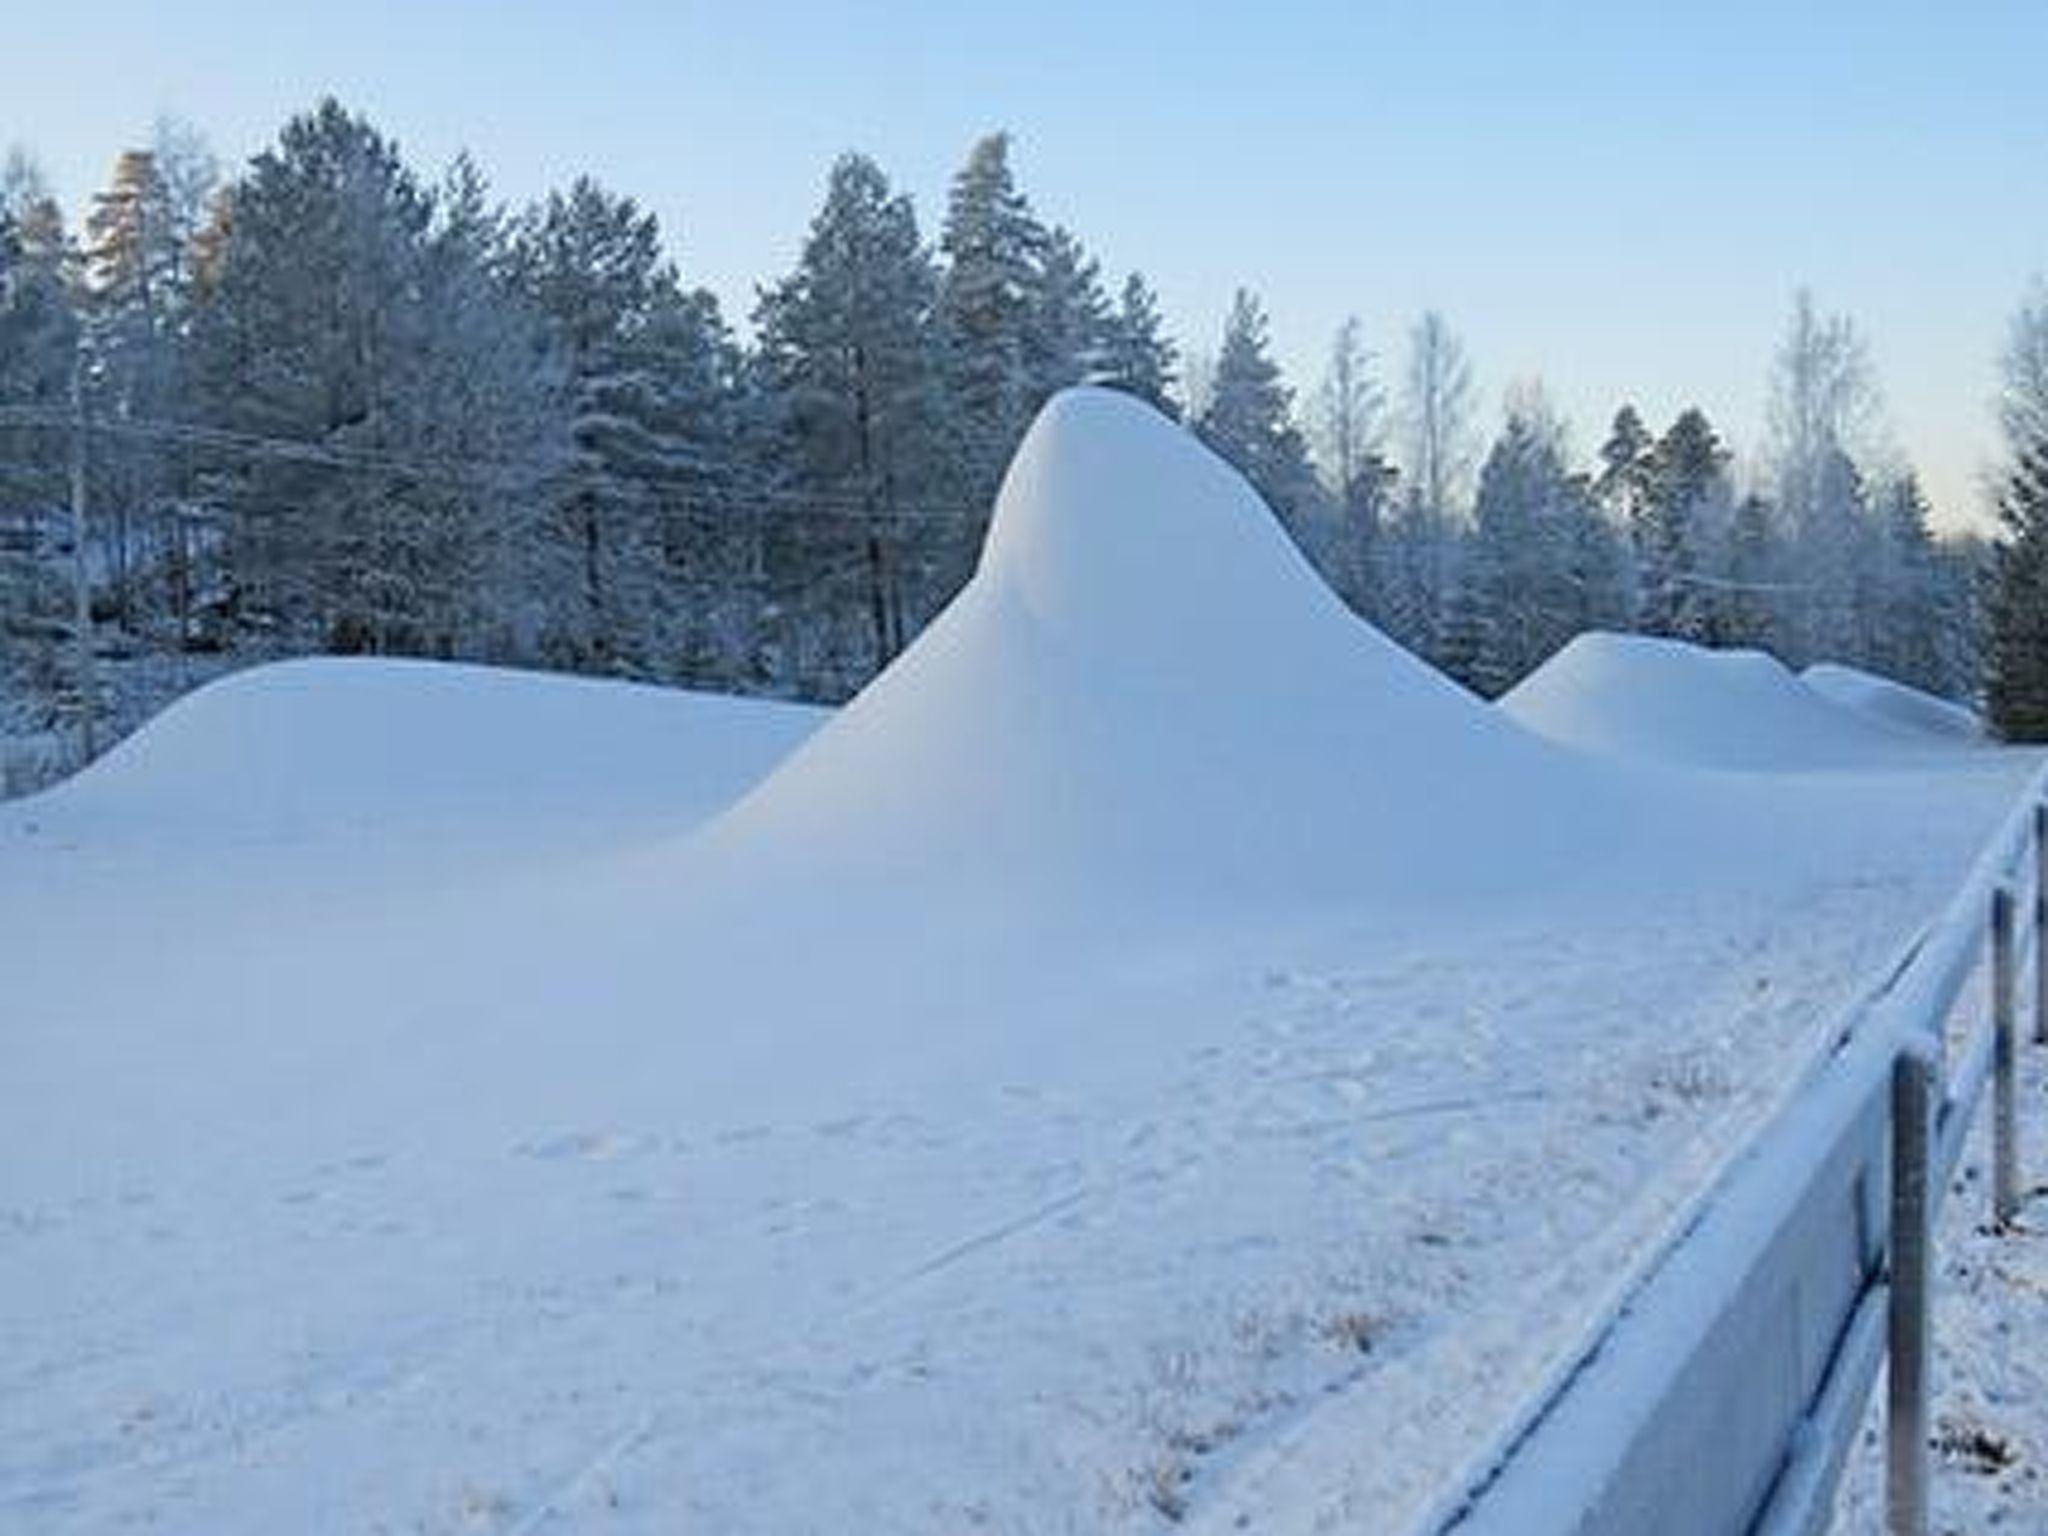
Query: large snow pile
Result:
<box><xmin>1501</xmin><ymin>631</ymin><xmax>1939</xmax><ymax>770</ymax></box>
<box><xmin>694</xmin><ymin>388</ymin><xmax>1670</xmax><ymax>920</ymax></box>
<box><xmin>16</xmin><ymin>657</ymin><xmax>824</xmax><ymax>849</ymax></box>
<box><xmin>1801</xmin><ymin>661</ymin><xmax>1985</xmax><ymax>744</ymax></box>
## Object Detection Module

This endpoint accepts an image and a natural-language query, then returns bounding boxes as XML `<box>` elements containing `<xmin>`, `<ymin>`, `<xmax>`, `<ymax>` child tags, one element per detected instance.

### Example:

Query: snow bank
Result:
<box><xmin>1801</xmin><ymin>661</ymin><xmax>1984</xmax><ymax>744</ymax></box>
<box><xmin>1501</xmin><ymin>632</ymin><xmax>1932</xmax><ymax>770</ymax></box>
<box><xmin>11</xmin><ymin>657</ymin><xmax>824</xmax><ymax>847</ymax></box>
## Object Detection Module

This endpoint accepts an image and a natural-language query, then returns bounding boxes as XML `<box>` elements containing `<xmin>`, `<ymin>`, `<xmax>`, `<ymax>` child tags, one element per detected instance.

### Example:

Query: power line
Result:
<box><xmin>0</xmin><ymin>404</ymin><xmax>992</xmax><ymax>523</ymax></box>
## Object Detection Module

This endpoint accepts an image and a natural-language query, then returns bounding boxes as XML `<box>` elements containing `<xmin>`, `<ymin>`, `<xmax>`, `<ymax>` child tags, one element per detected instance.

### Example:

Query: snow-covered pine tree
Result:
<box><xmin>510</xmin><ymin>174</ymin><xmax>702</xmax><ymax>675</ymax></box>
<box><xmin>396</xmin><ymin>154</ymin><xmax>563</xmax><ymax>661</ymax></box>
<box><xmin>754</xmin><ymin>152</ymin><xmax>944</xmax><ymax>687</ymax></box>
<box><xmin>0</xmin><ymin>174</ymin><xmax>83</xmax><ymax>764</ymax></box>
<box><xmin>191</xmin><ymin>101</ymin><xmax>556</xmax><ymax>661</ymax></box>
<box><xmin>1593</xmin><ymin>404</ymin><xmax>1653</xmax><ymax>616</ymax></box>
<box><xmin>1639</xmin><ymin>407</ymin><xmax>1732</xmax><ymax>642</ymax></box>
<box><xmin>82</xmin><ymin>143</ymin><xmax>211</xmax><ymax>635</ymax></box>
<box><xmin>1025</xmin><ymin>225</ymin><xmax>1108</xmax><ymax>404</ymax></box>
<box><xmin>935</xmin><ymin>132</ymin><xmax>1045</xmax><ymax>508</ymax></box>
<box><xmin>1720</xmin><ymin>492</ymin><xmax>1782</xmax><ymax>651</ymax></box>
<box><xmin>1196</xmin><ymin>289</ymin><xmax>1328</xmax><ymax>560</ymax></box>
<box><xmin>1099</xmin><ymin>272</ymin><xmax>1178</xmax><ymax>418</ymax></box>
<box><xmin>1862</xmin><ymin>473</ymin><xmax>1948</xmax><ymax>694</ymax></box>
<box><xmin>1987</xmin><ymin>283</ymin><xmax>2048</xmax><ymax>739</ymax></box>
<box><xmin>1450</xmin><ymin>395</ymin><xmax>1622</xmax><ymax>695</ymax></box>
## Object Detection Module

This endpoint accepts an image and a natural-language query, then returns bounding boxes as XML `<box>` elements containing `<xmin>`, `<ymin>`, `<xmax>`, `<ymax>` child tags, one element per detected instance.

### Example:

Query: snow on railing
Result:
<box><xmin>1430</xmin><ymin>761</ymin><xmax>2048</xmax><ymax>1536</ymax></box>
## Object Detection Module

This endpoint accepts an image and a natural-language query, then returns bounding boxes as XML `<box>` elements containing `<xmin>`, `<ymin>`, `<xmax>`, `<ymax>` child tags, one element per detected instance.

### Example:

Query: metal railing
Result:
<box><xmin>1434</xmin><ymin>762</ymin><xmax>2048</xmax><ymax>1536</ymax></box>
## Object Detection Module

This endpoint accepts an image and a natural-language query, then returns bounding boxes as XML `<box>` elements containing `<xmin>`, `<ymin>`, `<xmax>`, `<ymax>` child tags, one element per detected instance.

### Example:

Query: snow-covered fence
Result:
<box><xmin>1433</xmin><ymin>763</ymin><xmax>2048</xmax><ymax>1536</ymax></box>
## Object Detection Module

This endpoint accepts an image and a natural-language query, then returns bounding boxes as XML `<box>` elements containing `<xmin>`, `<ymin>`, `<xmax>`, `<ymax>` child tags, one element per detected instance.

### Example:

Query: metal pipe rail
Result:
<box><xmin>1435</xmin><ymin>762</ymin><xmax>2048</xmax><ymax>1536</ymax></box>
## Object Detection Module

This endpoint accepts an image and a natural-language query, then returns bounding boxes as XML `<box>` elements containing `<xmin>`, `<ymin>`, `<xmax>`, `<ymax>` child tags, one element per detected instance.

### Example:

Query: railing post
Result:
<box><xmin>1889</xmin><ymin>1046</ymin><xmax>1934</xmax><ymax>1536</ymax></box>
<box><xmin>1994</xmin><ymin>885</ymin><xmax>2020</xmax><ymax>1227</ymax></box>
<box><xmin>2034</xmin><ymin>802</ymin><xmax>2047</xmax><ymax>1046</ymax></box>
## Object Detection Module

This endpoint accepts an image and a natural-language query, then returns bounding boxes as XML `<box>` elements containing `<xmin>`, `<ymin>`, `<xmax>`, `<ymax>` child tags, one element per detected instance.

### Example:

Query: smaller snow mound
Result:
<box><xmin>1501</xmin><ymin>632</ymin><xmax>1929</xmax><ymax>770</ymax></box>
<box><xmin>1802</xmin><ymin>662</ymin><xmax>1984</xmax><ymax>743</ymax></box>
<box><xmin>13</xmin><ymin>658</ymin><xmax>824</xmax><ymax>845</ymax></box>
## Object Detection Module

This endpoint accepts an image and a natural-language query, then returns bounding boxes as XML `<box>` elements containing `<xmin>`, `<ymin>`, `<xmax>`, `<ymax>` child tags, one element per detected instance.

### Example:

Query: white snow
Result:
<box><xmin>1501</xmin><ymin>631</ymin><xmax>1946</xmax><ymax>770</ymax></box>
<box><xmin>1801</xmin><ymin>660</ymin><xmax>1986</xmax><ymax>744</ymax></box>
<box><xmin>3</xmin><ymin>388</ymin><xmax>2038</xmax><ymax>1535</ymax></box>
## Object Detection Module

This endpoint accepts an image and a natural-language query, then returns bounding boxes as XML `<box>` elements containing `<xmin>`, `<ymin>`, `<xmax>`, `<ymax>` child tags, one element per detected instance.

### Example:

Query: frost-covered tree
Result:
<box><xmin>0</xmin><ymin>167</ymin><xmax>84</xmax><ymax>754</ymax></box>
<box><xmin>1098</xmin><ymin>271</ymin><xmax>1178</xmax><ymax>418</ymax></box>
<box><xmin>192</xmin><ymin>100</ymin><xmax>557</xmax><ymax>659</ymax></box>
<box><xmin>1024</xmin><ymin>224</ymin><xmax>1108</xmax><ymax>404</ymax></box>
<box><xmin>511</xmin><ymin>174</ymin><xmax>713</xmax><ymax>673</ymax></box>
<box><xmin>1594</xmin><ymin>404</ymin><xmax>1653</xmax><ymax>611</ymax></box>
<box><xmin>1448</xmin><ymin>395</ymin><xmax>1624</xmax><ymax>695</ymax></box>
<box><xmin>1765</xmin><ymin>289</ymin><xmax>1883</xmax><ymax>663</ymax></box>
<box><xmin>1638</xmin><ymin>407</ymin><xmax>1733</xmax><ymax>642</ymax></box>
<box><xmin>82</xmin><ymin>137</ymin><xmax>219</xmax><ymax>632</ymax></box>
<box><xmin>935</xmin><ymin>132</ymin><xmax>1045</xmax><ymax>505</ymax></box>
<box><xmin>755</xmin><ymin>152</ymin><xmax>944</xmax><ymax>682</ymax></box>
<box><xmin>1864</xmin><ymin>472</ymin><xmax>1955</xmax><ymax>695</ymax></box>
<box><xmin>1311</xmin><ymin>316</ymin><xmax>1395</xmax><ymax>617</ymax></box>
<box><xmin>1196</xmin><ymin>289</ymin><xmax>1326</xmax><ymax>549</ymax></box>
<box><xmin>1380</xmin><ymin>310</ymin><xmax>1476</xmax><ymax>660</ymax></box>
<box><xmin>1987</xmin><ymin>282</ymin><xmax>2048</xmax><ymax>739</ymax></box>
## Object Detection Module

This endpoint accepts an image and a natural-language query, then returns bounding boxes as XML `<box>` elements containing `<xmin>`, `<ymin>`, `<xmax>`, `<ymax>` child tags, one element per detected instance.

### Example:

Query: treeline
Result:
<box><xmin>0</xmin><ymin>99</ymin><xmax>2031</xmax><ymax>786</ymax></box>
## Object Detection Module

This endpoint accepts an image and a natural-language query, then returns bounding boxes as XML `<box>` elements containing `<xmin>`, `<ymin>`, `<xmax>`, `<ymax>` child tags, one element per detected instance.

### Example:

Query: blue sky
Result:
<box><xmin>8</xmin><ymin>0</ymin><xmax>2045</xmax><ymax>528</ymax></box>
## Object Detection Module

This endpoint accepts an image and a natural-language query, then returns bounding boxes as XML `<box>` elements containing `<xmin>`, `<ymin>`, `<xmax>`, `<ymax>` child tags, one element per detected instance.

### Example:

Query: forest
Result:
<box><xmin>3</xmin><ymin>97</ymin><xmax>2043</xmax><ymax>793</ymax></box>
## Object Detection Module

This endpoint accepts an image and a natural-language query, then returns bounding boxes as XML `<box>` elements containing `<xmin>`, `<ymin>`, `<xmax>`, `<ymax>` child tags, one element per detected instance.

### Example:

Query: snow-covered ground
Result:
<box><xmin>3</xmin><ymin>389</ymin><xmax>2037</xmax><ymax>1534</ymax></box>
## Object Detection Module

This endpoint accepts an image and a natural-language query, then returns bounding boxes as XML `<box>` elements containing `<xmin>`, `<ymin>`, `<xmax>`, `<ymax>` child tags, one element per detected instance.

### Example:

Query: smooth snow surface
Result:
<box><xmin>4</xmin><ymin>389</ymin><xmax>2040</xmax><ymax>1535</ymax></box>
<box><xmin>28</xmin><ymin>656</ymin><xmax>826</xmax><ymax>851</ymax></box>
<box><xmin>1801</xmin><ymin>661</ymin><xmax>1986</xmax><ymax>744</ymax></box>
<box><xmin>1501</xmin><ymin>631</ymin><xmax>1938</xmax><ymax>770</ymax></box>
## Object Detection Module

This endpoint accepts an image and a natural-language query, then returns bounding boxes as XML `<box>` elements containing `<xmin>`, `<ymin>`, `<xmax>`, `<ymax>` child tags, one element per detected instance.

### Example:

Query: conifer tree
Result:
<box><xmin>1987</xmin><ymin>284</ymin><xmax>2048</xmax><ymax>739</ymax></box>
<box><xmin>1638</xmin><ymin>407</ymin><xmax>1731</xmax><ymax>641</ymax></box>
<box><xmin>1196</xmin><ymin>289</ymin><xmax>1325</xmax><ymax>547</ymax></box>
<box><xmin>1025</xmin><ymin>225</ymin><xmax>1108</xmax><ymax>403</ymax></box>
<box><xmin>193</xmin><ymin>100</ymin><xmax>555</xmax><ymax>659</ymax></box>
<box><xmin>511</xmin><ymin>174</ymin><xmax>705</xmax><ymax>673</ymax></box>
<box><xmin>755</xmin><ymin>152</ymin><xmax>942</xmax><ymax>681</ymax></box>
<box><xmin>1451</xmin><ymin>397</ymin><xmax>1623</xmax><ymax>694</ymax></box>
<box><xmin>935</xmin><ymin>132</ymin><xmax>1045</xmax><ymax>505</ymax></box>
<box><xmin>1099</xmin><ymin>272</ymin><xmax>1178</xmax><ymax>418</ymax></box>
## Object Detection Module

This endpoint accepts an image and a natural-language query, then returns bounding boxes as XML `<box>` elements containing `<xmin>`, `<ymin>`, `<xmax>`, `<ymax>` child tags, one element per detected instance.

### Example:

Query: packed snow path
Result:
<box><xmin>3</xmin><ymin>391</ymin><xmax>2036</xmax><ymax>1533</ymax></box>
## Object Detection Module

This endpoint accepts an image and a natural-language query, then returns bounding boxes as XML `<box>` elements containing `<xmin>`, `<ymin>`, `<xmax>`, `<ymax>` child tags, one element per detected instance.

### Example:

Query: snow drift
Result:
<box><xmin>1801</xmin><ymin>661</ymin><xmax>1984</xmax><ymax>743</ymax></box>
<box><xmin>1500</xmin><ymin>631</ymin><xmax>1936</xmax><ymax>770</ymax></box>
<box><xmin>14</xmin><ymin>657</ymin><xmax>824</xmax><ymax>847</ymax></box>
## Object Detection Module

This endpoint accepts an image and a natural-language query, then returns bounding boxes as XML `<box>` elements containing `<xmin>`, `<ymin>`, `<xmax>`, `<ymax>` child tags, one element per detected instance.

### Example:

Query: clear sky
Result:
<box><xmin>7</xmin><ymin>0</ymin><xmax>2044</xmax><ymax>530</ymax></box>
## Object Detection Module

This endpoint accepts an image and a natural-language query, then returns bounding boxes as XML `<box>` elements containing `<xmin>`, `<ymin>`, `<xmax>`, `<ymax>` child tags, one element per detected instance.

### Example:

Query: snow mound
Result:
<box><xmin>17</xmin><ymin>657</ymin><xmax>824</xmax><ymax>844</ymax></box>
<box><xmin>1500</xmin><ymin>632</ymin><xmax>1931</xmax><ymax>770</ymax></box>
<box><xmin>1802</xmin><ymin>662</ymin><xmax>1984</xmax><ymax>743</ymax></box>
<box><xmin>692</xmin><ymin>388</ymin><xmax>1615</xmax><ymax>916</ymax></box>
